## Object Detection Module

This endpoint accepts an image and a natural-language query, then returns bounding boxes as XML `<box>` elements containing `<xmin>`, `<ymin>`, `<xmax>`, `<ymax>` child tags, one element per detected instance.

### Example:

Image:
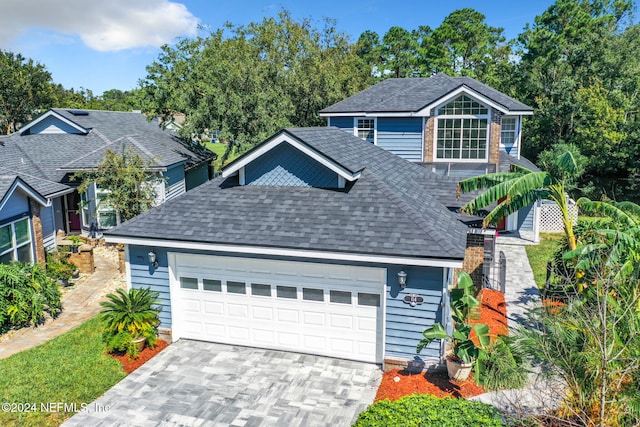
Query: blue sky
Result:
<box><xmin>0</xmin><ymin>0</ymin><xmax>557</xmax><ymax>96</ymax></box>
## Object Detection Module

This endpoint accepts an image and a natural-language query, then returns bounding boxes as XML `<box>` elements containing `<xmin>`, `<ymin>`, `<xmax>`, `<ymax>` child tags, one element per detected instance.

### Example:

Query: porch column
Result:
<box><xmin>29</xmin><ymin>199</ymin><xmax>46</xmax><ymax>266</ymax></box>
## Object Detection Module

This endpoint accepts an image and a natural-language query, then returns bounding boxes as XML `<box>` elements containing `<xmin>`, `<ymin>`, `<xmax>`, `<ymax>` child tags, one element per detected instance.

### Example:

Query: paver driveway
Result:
<box><xmin>63</xmin><ymin>340</ymin><xmax>381</xmax><ymax>426</ymax></box>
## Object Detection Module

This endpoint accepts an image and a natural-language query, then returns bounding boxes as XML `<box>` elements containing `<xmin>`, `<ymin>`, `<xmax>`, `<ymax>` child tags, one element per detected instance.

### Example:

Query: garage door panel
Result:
<box><xmin>329</xmin><ymin>313</ymin><xmax>353</xmax><ymax>329</ymax></box>
<box><xmin>228</xmin><ymin>326</ymin><xmax>250</xmax><ymax>341</ymax></box>
<box><xmin>302</xmin><ymin>311</ymin><xmax>325</xmax><ymax>326</ymax></box>
<box><xmin>251</xmin><ymin>306</ymin><xmax>273</xmax><ymax>320</ymax></box>
<box><xmin>228</xmin><ymin>304</ymin><xmax>248</xmax><ymax>318</ymax></box>
<box><xmin>357</xmin><ymin>317</ymin><xmax>377</xmax><ymax>332</ymax></box>
<box><xmin>276</xmin><ymin>308</ymin><xmax>298</xmax><ymax>323</ymax></box>
<box><xmin>172</xmin><ymin>254</ymin><xmax>384</xmax><ymax>363</ymax></box>
<box><xmin>182</xmin><ymin>298</ymin><xmax>201</xmax><ymax>312</ymax></box>
<box><xmin>203</xmin><ymin>301</ymin><xmax>224</xmax><ymax>315</ymax></box>
<box><xmin>277</xmin><ymin>331</ymin><xmax>300</xmax><ymax>347</ymax></box>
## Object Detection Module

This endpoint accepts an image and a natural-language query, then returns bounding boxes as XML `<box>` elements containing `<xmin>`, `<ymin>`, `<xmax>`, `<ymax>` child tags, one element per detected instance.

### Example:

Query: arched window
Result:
<box><xmin>435</xmin><ymin>95</ymin><xmax>489</xmax><ymax>160</ymax></box>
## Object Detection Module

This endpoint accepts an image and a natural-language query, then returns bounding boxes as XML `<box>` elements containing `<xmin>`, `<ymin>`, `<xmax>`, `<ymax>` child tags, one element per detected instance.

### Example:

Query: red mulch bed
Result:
<box><xmin>375</xmin><ymin>289</ymin><xmax>508</xmax><ymax>402</ymax></box>
<box><xmin>375</xmin><ymin>369</ymin><xmax>484</xmax><ymax>402</ymax></box>
<box><xmin>111</xmin><ymin>339</ymin><xmax>169</xmax><ymax>374</ymax></box>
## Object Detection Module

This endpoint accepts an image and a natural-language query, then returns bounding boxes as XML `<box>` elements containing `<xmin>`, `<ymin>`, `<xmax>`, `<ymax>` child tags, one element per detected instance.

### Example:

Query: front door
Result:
<box><xmin>65</xmin><ymin>191</ymin><xmax>81</xmax><ymax>232</ymax></box>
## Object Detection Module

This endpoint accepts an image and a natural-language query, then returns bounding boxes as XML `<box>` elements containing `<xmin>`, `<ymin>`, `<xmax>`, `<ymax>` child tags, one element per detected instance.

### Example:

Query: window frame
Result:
<box><xmin>0</xmin><ymin>216</ymin><xmax>33</xmax><ymax>264</ymax></box>
<box><xmin>95</xmin><ymin>185</ymin><xmax>120</xmax><ymax>229</ymax></box>
<box><xmin>500</xmin><ymin>116</ymin><xmax>520</xmax><ymax>152</ymax></box>
<box><xmin>353</xmin><ymin>117</ymin><xmax>377</xmax><ymax>144</ymax></box>
<box><xmin>434</xmin><ymin>95</ymin><xmax>490</xmax><ymax>162</ymax></box>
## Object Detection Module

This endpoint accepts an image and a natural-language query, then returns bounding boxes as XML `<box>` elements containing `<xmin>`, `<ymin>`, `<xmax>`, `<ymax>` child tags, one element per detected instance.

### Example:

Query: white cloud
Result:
<box><xmin>0</xmin><ymin>0</ymin><xmax>199</xmax><ymax>51</ymax></box>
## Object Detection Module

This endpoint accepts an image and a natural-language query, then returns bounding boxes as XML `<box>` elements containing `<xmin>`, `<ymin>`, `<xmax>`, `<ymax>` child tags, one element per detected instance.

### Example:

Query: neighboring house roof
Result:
<box><xmin>0</xmin><ymin>175</ymin><xmax>53</xmax><ymax>212</ymax></box>
<box><xmin>319</xmin><ymin>73</ymin><xmax>533</xmax><ymax>115</ymax></box>
<box><xmin>0</xmin><ymin>109</ymin><xmax>214</xmax><ymax>184</ymax></box>
<box><xmin>106</xmin><ymin>127</ymin><xmax>470</xmax><ymax>263</ymax></box>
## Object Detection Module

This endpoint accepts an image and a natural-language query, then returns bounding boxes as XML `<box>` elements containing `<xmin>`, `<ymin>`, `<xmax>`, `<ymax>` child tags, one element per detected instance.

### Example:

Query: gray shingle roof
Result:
<box><xmin>319</xmin><ymin>73</ymin><xmax>533</xmax><ymax>114</ymax></box>
<box><xmin>0</xmin><ymin>109</ymin><xmax>213</xmax><ymax>183</ymax></box>
<box><xmin>106</xmin><ymin>127</ymin><xmax>470</xmax><ymax>261</ymax></box>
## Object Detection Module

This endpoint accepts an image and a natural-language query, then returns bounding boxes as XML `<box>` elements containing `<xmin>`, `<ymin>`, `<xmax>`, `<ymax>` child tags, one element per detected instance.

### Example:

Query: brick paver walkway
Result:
<box><xmin>0</xmin><ymin>249</ymin><xmax>124</xmax><ymax>360</ymax></box>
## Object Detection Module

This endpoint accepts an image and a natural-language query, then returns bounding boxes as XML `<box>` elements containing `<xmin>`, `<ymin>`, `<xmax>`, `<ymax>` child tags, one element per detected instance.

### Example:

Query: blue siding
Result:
<box><xmin>164</xmin><ymin>164</ymin><xmax>186</xmax><ymax>201</ymax></box>
<box><xmin>518</xmin><ymin>203</ymin><xmax>535</xmax><ymax>231</ymax></box>
<box><xmin>0</xmin><ymin>188</ymin><xmax>29</xmax><ymax>222</ymax></box>
<box><xmin>29</xmin><ymin>115</ymin><xmax>83</xmax><ymax>134</ymax></box>
<box><xmin>328</xmin><ymin>116</ymin><xmax>354</xmax><ymax>132</ymax></box>
<box><xmin>385</xmin><ymin>266</ymin><xmax>444</xmax><ymax>361</ymax></box>
<box><xmin>245</xmin><ymin>142</ymin><xmax>338</xmax><ymax>187</ymax></box>
<box><xmin>129</xmin><ymin>246</ymin><xmax>172</xmax><ymax>327</ymax></box>
<box><xmin>185</xmin><ymin>162</ymin><xmax>209</xmax><ymax>191</ymax></box>
<box><xmin>41</xmin><ymin>205</ymin><xmax>57</xmax><ymax>251</ymax></box>
<box><xmin>377</xmin><ymin>117</ymin><xmax>423</xmax><ymax>162</ymax></box>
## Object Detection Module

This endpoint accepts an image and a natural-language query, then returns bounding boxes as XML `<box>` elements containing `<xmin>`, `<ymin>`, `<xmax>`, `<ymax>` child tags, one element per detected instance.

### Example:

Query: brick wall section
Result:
<box><xmin>28</xmin><ymin>199</ymin><xmax>45</xmax><ymax>266</ymax></box>
<box><xmin>69</xmin><ymin>245</ymin><xmax>95</xmax><ymax>274</ymax></box>
<box><xmin>423</xmin><ymin>116</ymin><xmax>434</xmax><ymax>162</ymax></box>
<box><xmin>489</xmin><ymin>110</ymin><xmax>502</xmax><ymax>166</ymax></box>
<box><xmin>462</xmin><ymin>233</ymin><xmax>485</xmax><ymax>288</ymax></box>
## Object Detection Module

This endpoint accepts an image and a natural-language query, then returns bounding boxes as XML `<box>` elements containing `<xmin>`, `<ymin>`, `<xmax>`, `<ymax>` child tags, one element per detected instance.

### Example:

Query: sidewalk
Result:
<box><xmin>495</xmin><ymin>233</ymin><xmax>541</xmax><ymax>331</ymax></box>
<box><xmin>0</xmin><ymin>246</ymin><xmax>124</xmax><ymax>360</ymax></box>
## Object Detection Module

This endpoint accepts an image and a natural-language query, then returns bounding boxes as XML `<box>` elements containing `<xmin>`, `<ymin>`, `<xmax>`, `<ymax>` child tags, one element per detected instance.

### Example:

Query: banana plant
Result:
<box><xmin>458</xmin><ymin>150</ymin><xmax>580</xmax><ymax>250</ymax></box>
<box><xmin>417</xmin><ymin>271</ymin><xmax>491</xmax><ymax>367</ymax></box>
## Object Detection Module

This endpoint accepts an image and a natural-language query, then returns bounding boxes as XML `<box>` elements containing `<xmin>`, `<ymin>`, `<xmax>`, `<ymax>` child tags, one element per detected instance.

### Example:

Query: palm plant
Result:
<box><xmin>100</xmin><ymin>287</ymin><xmax>160</xmax><ymax>357</ymax></box>
<box><xmin>458</xmin><ymin>149</ymin><xmax>581</xmax><ymax>250</ymax></box>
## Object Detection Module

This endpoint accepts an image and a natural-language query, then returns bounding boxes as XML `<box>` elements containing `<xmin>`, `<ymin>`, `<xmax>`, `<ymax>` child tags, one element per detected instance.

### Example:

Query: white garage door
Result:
<box><xmin>170</xmin><ymin>253</ymin><xmax>386</xmax><ymax>363</ymax></box>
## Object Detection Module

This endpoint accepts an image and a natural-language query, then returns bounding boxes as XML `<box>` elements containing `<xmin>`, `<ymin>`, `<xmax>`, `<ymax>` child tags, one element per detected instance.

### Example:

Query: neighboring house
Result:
<box><xmin>0</xmin><ymin>109</ymin><xmax>215</xmax><ymax>265</ymax></box>
<box><xmin>319</xmin><ymin>73</ymin><xmax>541</xmax><ymax>237</ymax></box>
<box><xmin>104</xmin><ymin>127</ymin><xmax>472</xmax><ymax>368</ymax></box>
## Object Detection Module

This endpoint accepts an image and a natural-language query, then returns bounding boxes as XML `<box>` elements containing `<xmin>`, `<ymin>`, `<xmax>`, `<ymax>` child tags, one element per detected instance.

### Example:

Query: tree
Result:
<box><xmin>73</xmin><ymin>147</ymin><xmax>162</xmax><ymax>224</ymax></box>
<box><xmin>379</xmin><ymin>26</ymin><xmax>419</xmax><ymax>78</ymax></box>
<box><xmin>0</xmin><ymin>51</ymin><xmax>56</xmax><ymax>134</ymax></box>
<box><xmin>142</xmin><ymin>10</ymin><xmax>368</xmax><ymax>161</ymax></box>
<box><xmin>458</xmin><ymin>149</ymin><xmax>582</xmax><ymax>250</ymax></box>
<box><xmin>429</xmin><ymin>8</ymin><xmax>511</xmax><ymax>86</ymax></box>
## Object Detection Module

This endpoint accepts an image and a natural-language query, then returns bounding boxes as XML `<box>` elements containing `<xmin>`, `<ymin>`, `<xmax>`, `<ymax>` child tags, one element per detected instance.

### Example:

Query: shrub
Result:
<box><xmin>477</xmin><ymin>336</ymin><xmax>528</xmax><ymax>391</ymax></box>
<box><xmin>0</xmin><ymin>262</ymin><xmax>62</xmax><ymax>333</ymax></box>
<box><xmin>100</xmin><ymin>287</ymin><xmax>161</xmax><ymax>357</ymax></box>
<box><xmin>46</xmin><ymin>251</ymin><xmax>77</xmax><ymax>281</ymax></box>
<box><xmin>353</xmin><ymin>394</ymin><xmax>505</xmax><ymax>427</ymax></box>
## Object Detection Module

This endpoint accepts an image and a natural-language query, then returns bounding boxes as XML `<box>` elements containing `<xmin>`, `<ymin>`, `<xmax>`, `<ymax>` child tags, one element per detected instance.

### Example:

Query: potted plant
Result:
<box><xmin>100</xmin><ymin>287</ymin><xmax>161</xmax><ymax>358</ymax></box>
<box><xmin>417</xmin><ymin>271</ymin><xmax>490</xmax><ymax>381</ymax></box>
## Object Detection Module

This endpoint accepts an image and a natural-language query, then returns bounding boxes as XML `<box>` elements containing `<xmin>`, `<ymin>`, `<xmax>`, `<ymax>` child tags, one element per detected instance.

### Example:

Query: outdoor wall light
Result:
<box><xmin>148</xmin><ymin>251</ymin><xmax>158</xmax><ymax>267</ymax></box>
<box><xmin>398</xmin><ymin>270</ymin><xmax>407</xmax><ymax>288</ymax></box>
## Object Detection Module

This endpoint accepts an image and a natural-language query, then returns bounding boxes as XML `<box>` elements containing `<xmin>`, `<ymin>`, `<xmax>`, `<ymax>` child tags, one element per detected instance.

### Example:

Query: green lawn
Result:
<box><xmin>525</xmin><ymin>233</ymin><xmax>564</xmax><ymax>289</ymax></box>
<box><xmin>0</xmin><ymin>316</ymin><xmax>126</xmax><ymax>427</ymax></box>
<box><xmin>206</xmin><ymin>141</ymin><xmax>241</xmax><ymax>173</ymax></box>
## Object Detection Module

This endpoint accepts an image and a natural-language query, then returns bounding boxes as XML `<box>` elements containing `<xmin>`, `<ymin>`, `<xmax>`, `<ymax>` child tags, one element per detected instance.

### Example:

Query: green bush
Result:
<box><xmin>0</xmin><ymin>262</ymin><xmax>62</xmax><ymax>333</ymax></box>
<box><xmin>100</xmin><ymin>287</ymin><xmax>160</xmax><ymax>357</ymax></box>
<box><xmin>477</xmin><ymin>336</ymin><xmax>528</xmax><ymax>391</ymax></box>
<box><xmin>353</xmin><ymin>394</ymin><xmax>505</xmax><ymax>427</ymax></box>
<box><xmin>46</xmin><ymin>251</ymin><xmax>77</xmax><ymax>281</ymax></box>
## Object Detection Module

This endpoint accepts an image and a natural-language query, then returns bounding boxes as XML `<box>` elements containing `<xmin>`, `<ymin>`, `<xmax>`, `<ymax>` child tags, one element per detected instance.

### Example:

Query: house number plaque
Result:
<box><xmin>403</xmin><ymin>294</ymin><xmax>424</xmax><ymax>307</ymax></box>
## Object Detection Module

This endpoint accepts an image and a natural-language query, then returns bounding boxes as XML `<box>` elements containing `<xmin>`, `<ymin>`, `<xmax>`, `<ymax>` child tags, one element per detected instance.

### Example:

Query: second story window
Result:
<box><xmin>356</xmin><ymin>118</ymin><xmax>375</xmax><ymax>143</ymax></box>
<box><xmin>500</xmin><ymin>116</ymin><xmax>518</xmax><ymax>150</ymax></box>
<box><xmin>436</xmin><ymin>95</ymin><xmax>489</xmax><ymax>160</ymax></box>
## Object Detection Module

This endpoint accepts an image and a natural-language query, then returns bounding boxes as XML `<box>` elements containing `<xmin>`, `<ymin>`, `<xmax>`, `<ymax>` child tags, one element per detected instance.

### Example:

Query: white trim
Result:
<box><xmin>421</xmin><ymin>117</ymin><xmax>426</xmax><ymax>162</ymax></box>
<box><xmin>320</xmin><ymin>111</ymin><xmax>412</xmax><ymax>118</ymax></box>
<box><xmin>168</xmin><ymin>252</ymin><xmax>181</xmax><ymax>342</ymax></box>
<box><xmin>419</xmin><ymin>86</ymin><xmax>509</xmax><ymax>116</ymax></box>
<box><xmin>19</xmin><ymin>110</ymin><xmax>88</xmax><ymax>135</ymax></box>
<box><xmin>222</xmin><ymin>133</ymin><xmax>360</xmax><ymax>182</ymax></box>
<box><xmin>337</xmin><ymin>175</ymin><xmax>345</xmax><ymax>189</ymax></box>
<box><xmin>432</xmin><ymin>109</ymin><xmax>490</xmax><ymax>163</ymax></box>
<box><xmin>0</xmin><ymin>178</ymin><xmax>49</xmax><ymax>213</ymax></box>
<box><xmin>104</xmin><ymin>235</ymin><xmax>464</xmax><ymax>268</ymax></box>
<box><xmin>506</xmin><ymin>211</ymin><xmax>519</xmax><ymax>231</ymax></box>
<box><xmin>533</xmin><ymin>200</ymin><xmax>541</xmax><ymax>243</ymax></box>
<box><xmin>353</xmin><ymin>117</ymin><xmax>377</xmax><ymax>145</ymax></box>
<box><xmin>124</xmin><ymin>244</ymin><xmax>132</xmax><ymax>291</ymax></box>
<box><xmin>381</xmin><ymin>275</ymin><xmax>388</xmax><ymax>369</ymax></box>
<box><xmin>239</xmin><ymin>168</ymin><xmax>245</xmax><ymax>185</ymax></box>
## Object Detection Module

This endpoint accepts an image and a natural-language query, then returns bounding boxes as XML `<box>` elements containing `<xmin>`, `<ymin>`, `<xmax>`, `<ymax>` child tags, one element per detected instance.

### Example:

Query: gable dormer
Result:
<box><xmin>19</xmin><ymin>110</ymin><xmax>89</xmax><ymax>135</ymax></box>
<box><xmin>222</xmin><ymin>130</ymin><xmax>361</xmax><ymax>189</ymax></box>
